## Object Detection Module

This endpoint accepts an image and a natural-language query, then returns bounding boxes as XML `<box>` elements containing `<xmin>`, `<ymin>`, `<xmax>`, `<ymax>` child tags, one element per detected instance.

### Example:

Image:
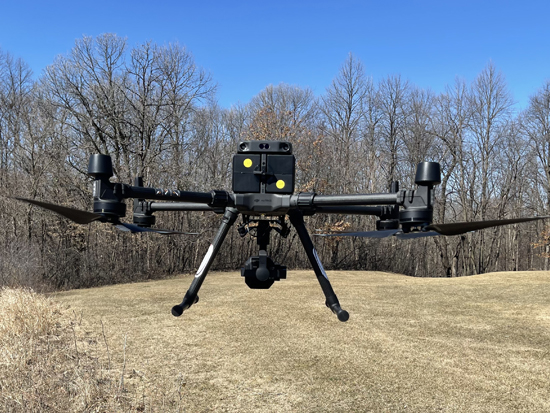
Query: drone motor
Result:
<box><xmin>88</xmin><ymin>154</ymin><xmax>126</xmax><ymax>220</ymax></box>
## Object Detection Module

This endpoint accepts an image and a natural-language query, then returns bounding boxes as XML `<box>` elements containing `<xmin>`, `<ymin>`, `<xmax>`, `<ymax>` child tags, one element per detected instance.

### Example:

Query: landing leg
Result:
<box><xmin>288</xmin><ymin>210</ymin><xmax>349</xmax><ymax>322</ymax></box>
<box><xmin>172</xmin><ymin>207</ymin><xmax>239</xmax><ymax>317</ymax></box>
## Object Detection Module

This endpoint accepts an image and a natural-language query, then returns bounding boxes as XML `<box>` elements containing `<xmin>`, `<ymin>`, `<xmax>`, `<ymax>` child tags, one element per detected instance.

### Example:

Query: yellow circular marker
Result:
<box><xmin>243</xmin><ymin>158</ymin><xmax>253</xmax><ymax>168</ymax></box>
<box><xmin>276</xmin><ymin>180</ymin><xmax>286</xmax><ymax>189</ymax></box>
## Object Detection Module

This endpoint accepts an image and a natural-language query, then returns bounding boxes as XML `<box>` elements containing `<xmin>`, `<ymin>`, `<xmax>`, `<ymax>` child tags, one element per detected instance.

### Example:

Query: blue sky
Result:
<box><xmin>1</xmin><ymin>0</ymin><xmax>549</xmax><ymax>109</ymax></box>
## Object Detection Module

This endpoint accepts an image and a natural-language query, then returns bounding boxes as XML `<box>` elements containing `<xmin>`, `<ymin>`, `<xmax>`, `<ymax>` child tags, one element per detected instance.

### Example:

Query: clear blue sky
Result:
<box><xmin>1</xmin><ymin>0</ymin><xmax>549</xmax><ymax>109</ymax></box>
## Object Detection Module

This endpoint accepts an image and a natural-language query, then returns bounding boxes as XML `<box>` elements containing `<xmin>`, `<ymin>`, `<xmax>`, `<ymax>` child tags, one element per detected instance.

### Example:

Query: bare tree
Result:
<box><xmin>3</xmin><ymin>40</ymin><xmax>550</xmax><ymax>289</ymax></box>
<box><xmin>521</xmin><ymin>80</ymin><xmax>550</xmax><ymax>268</ymax></box>
<box><xmin>321</xmin><ymin>53</ymin><xmax>372</xmax><ymax>193</ymax></box>
<box><xmin>378</xmin><ymin>74</ymin><xmax>410</xmax><ymax>188</ymax></box>
<box><xmin>522</xmin><ymin>80</ymin><xmax>550</xmax><ymax>210</ymax></box>
<box><xmin>468</xmin><ymin>61</ymin><xmax>514</xmax><ymax>220</ymax></box>
<box><xmin>43</xmin><ymin>34</ymin><xmax>215</xmax><ymax>183</ymax></box>
<box><xmin>431</xmin><ymin>78</ymin><xmax>471</xmax><ymax>276</ymax></box>
<box><xmin>467</xmin><ymin>62</ymin><xmax>514</xmax><ymax>273</ymax></box>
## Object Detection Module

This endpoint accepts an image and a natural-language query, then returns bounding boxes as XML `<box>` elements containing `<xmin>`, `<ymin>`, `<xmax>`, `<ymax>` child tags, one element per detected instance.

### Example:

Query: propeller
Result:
<box><xmin>316</xmin><ymin>229</ymin><xmax>399</xmax><ymax>238</ymax></box>
<box><xmin>15</xmin><ymin>197</ymin><xmax>105</xmax><ymax>224</ymax></box>
<box><xmin>114</xmin><ymin>223</ymin><xmax>196</xmax><ymax>235</ymax></box>
<box><xmin>424</xmin><ymin>216</ymin><xmax>549</xmax><ymax>236</ymax></box>
<box><xmin>14</xmin><ymin>197</ymin><xmax>193</xmax><ymax>235</ymax></box>
<box><xmin>316</xmin><ymin>216</ymin><xmax>549</xmax><ymax>238</ymax></box>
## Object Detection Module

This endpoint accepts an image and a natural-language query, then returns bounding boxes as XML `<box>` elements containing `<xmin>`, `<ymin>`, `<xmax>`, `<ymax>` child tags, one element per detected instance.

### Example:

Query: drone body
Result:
<box><xmin>15</xmin><ymin>141</ymin><xmax>548</xmax><ymax>322</ymax></box>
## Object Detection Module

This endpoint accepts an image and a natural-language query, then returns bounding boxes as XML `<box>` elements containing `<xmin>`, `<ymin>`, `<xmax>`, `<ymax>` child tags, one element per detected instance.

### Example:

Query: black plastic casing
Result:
<box><xmin>87</xmin><ymin>154</ymin><xmax>114</xmax><ymax>178</ymax></box>
<box><xmin>399</xmin><ymin>162</ymin><xmax>441</xmax><ymax>230</ymax></box>
<box><xmin>237</xmin><ymin>141</ymin><xmax>292</xmax><ymax>154</ymax></box>
<box><xmin>241</xmin><ymin>255</ymin><xmax>287</xmax><ymax>289</ymax></box>
<box><xmin>415</xmin><ymin>162</ymin><xmax>441</xmax><ymax>186</ymax></box>
<box><xmin>87</xmin><ymin>154</ymin><xmax>126</xmax><ymax>218</ymax></box>
<box><xmin>232</xmin><ymin>141</ymin><xmax>295</xmax><ymax>194</ymax></box>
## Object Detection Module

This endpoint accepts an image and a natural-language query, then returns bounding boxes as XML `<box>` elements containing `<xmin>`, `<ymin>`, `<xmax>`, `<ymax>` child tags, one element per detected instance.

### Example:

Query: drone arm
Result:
<box><xmin>171</xmin><ymin>207</ymin><xmax>239</xmax><ymax>317</ymax></box>
<box><xmin>311</xmin><ymin>192</ymin><xmax>402</xmax><ymax>207</ymax></box>
<box><xmin>314</xmin><ymin>206</ymin><xmax>384</xmax><ymax>216</ymax></box>
<box><xmin>149</xmin><ymin>202</ymin><xmax>225</xmax><ymax>214</ymax></box>
<box><xmin>119</xmin><ymin>185</ymin><xmax>230</xmax><ymax>205</ymax></box>
<box><xmin>288</xmin><ymin>210</ymin><xmax>349</xmax><ymax>322</ymax></box>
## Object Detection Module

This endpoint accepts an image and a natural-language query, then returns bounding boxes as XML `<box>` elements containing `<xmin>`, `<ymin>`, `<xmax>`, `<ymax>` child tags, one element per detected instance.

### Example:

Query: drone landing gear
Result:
<box><xmin>173</xmin><ymin>209</ymin><xmax>349</xmax><ymax>322</ymax></box>
<box><xmin>288</xmin><ymin>210</ymin><xmax>349</xmax><ymax>322</ymax></box>
<box><xmin>172</xmin><ymin>207</ymin><xmax>239</xmax><ymax>317</ymax></box>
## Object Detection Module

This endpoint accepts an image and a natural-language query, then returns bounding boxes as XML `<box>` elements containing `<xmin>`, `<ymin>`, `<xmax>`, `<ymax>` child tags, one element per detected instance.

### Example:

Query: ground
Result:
<box><xmin>53</xmin><ymin>270</ymin><xmax>550</xmax><ymax>412</ymax></box>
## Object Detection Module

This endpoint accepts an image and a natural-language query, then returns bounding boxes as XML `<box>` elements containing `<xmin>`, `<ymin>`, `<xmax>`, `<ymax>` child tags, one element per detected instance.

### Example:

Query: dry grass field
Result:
<box><xmin>2</xmin><ymin>270</ymin><xmax>550</xmax><ymax>412</ymax></box>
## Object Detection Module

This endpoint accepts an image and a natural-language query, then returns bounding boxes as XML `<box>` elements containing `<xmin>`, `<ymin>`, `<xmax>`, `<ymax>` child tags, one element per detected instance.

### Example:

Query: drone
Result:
<box><xmin>15</xmin><ymin>141</ymin><xmax>547</xmax><ymax>322</ymax></box>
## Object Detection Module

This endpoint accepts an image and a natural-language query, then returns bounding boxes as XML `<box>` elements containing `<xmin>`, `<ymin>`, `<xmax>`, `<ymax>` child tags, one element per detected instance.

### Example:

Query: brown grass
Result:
<box><xmin>3</xmin><ymin>271</ymin><xmax>550</xmax><ymax>412</ymax></box>
<box><xmin>0</xmin><ymin>287</ymin><xmax>186</xmax><ymax>412</ymax></box>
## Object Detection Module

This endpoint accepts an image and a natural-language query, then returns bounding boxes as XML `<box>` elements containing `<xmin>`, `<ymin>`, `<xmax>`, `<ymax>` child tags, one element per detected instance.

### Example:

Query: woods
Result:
<box><xmin>1</xmin><ymin>34</ymin><xmax>550</xmax><ymax>290</ymax></box>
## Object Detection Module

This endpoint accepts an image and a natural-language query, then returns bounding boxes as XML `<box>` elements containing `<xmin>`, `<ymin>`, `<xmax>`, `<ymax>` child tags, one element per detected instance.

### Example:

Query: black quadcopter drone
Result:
<box><xmin>15</xmin><ymin>141</ymin><xmax>547</xmax><ymax>322</ymax></box>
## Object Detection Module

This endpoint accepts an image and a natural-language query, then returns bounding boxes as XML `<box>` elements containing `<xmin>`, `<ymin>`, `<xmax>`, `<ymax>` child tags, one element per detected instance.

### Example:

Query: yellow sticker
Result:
<box><xmin>243</xmin><ymin>158</ymin><xmax>253</xmax><ymax>168</ymax></box>
<box><xmin>276</xmin><ymin>180</ymin><xmax>285</xmax><ymax>189</ymax></box>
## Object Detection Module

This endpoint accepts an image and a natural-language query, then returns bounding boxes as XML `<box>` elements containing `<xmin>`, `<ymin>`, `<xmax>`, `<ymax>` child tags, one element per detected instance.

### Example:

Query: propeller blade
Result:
<box><xmin>396</xmin><ymin>231</ymin><xmax>440</xmax><ymax>239</ymax></box>
<box><xmin>315</xmin><ymin>229</ymin><xmax>399</xmax><ymax>238</ymax></box>
<box><xmin>426</xmin><ymin>216</ymin><xmax>550</xmax><ymax>236</ymax></box>
<box><xmin>114</xmin><ymin>223</ymin><xmax>147</xmax><ymax>233</ymax></box>
<box><xmin>152</xmin><ymin>229</ymin><xmax>199</xmax><ymax>235</ymax></box>
<box><xmin>14</xmin><ymin>198</ymin><xmax>196</xmax><ymax>235</ymax></box>
<box><xmin>14</xmin><ymin>197</ymin><xmax>103</xmax><ymax>225</ymax></box>
<box><xmin>114</xmin><ymin>222</ymin><xmax>196</xmax><ymax>235</ymax></box>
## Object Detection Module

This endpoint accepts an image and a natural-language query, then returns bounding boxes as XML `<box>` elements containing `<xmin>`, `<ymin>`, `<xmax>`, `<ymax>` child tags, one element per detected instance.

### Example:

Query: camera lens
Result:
<box><xmin>264</xmin><ymin>143</ymin><xmax>270</xmax><ymax>149</ymax></box>
<box><xmin>239</xmin><ymin>142</ymin><xmax>248</xmax><ymax>151</ymax></box>
<box><xmin>281</xmin><ymin>143</ymin><xmax>289</xmax><ymax>152</ymax></box>
<box><xmin>259</xmin><ymin>143</ymin><xmax>264</xmax><ymax>149</ymax></box>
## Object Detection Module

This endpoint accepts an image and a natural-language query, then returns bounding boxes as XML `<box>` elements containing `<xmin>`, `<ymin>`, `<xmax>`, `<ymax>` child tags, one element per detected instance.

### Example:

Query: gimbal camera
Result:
<box><xmin>15</xmin><ymin>141</ymin><xmax>547</xmax><ymax>322</ymax></box>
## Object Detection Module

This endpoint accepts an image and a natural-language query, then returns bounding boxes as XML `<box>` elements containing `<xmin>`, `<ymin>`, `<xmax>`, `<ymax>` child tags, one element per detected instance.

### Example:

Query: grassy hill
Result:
<box><xmin>2</xmin><ymin>270</ymin><xmax>550</xmax><ymax>412</ymax></box>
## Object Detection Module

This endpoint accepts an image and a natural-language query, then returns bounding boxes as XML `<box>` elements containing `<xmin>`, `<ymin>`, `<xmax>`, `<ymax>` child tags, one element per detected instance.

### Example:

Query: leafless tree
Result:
<box><xmin>2</xmin><ymin>44</ymin><xmax>550</xmax><ymax>289</ymax></box>
<box><xmin>320</xmin><ymin>53</ymin><xmax>372</xmax><ymax>193</ymax></box>
<box><xmin>431</xmin><ymin>78</ymin><xmax>471</xmax><ymax>276</ymax></box>
<box><xmin>378</xmin><ymin>74</ymin><xmax>410</xmax><ymax>188</ymax></box>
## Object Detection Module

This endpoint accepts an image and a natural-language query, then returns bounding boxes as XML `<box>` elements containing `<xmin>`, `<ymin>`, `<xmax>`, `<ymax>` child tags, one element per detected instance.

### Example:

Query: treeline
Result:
<box><xmin>1</xmin><ymin>33</ymin><xmax>550</xmax><ymax>290</ymax></box>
